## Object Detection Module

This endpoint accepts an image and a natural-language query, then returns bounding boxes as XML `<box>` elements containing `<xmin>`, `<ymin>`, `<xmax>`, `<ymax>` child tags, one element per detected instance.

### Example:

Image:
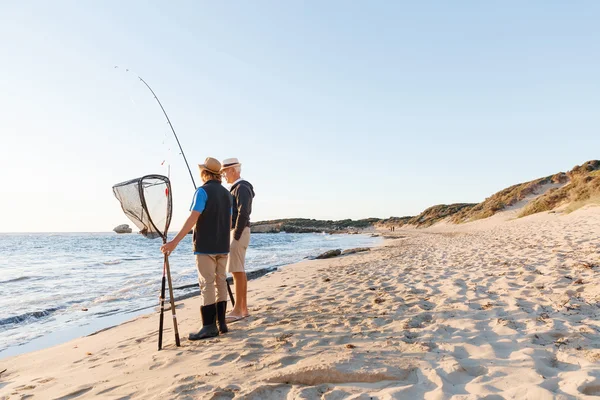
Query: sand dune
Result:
<box><xmin>2</xmin><ymin>206</ymin><xmax>600</xmax><ymax>399</ymax></box>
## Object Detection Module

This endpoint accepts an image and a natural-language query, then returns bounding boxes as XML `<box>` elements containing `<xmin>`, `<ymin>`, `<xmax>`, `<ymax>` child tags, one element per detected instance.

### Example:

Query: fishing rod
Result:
<box><xmin>125</xmin><ymin>69</ymin><xmax>236</xmax><ymax>306</ymax></box>
<box><xmin>137</xmin><ymin>76</ymin><xmax>197</xmax><ymax>190</ymax></box>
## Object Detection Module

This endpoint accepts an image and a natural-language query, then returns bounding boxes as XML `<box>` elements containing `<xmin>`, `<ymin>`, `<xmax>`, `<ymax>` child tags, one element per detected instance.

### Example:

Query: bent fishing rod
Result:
<box><xmin>137</xmin><ymin>76</ymin><xmax>197</xmax><ymax>190</ymax></box>
<box><xmin>134</xmin><ymin>73</ymin><xmax>236</xmax><ymax>306</ymax></box>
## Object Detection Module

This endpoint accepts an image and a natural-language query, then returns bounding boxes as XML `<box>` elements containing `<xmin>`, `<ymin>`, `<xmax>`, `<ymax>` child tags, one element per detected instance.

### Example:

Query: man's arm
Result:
<box><xmin>233</xmin><ymin>186</ymin><xmax>252</xmax><ymax>241</ymax></box>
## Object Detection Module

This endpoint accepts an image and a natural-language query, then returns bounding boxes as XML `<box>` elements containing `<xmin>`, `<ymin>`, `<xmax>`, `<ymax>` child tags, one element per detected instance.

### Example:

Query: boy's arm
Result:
<box><xmin>161</xmin><ymin>211</ymin><xmax>200</xmax><ymax>255</ymax></box>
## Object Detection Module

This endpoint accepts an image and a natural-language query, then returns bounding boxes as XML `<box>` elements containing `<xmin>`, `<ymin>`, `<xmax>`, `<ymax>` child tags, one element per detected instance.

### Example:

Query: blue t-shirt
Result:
<box><xmin>189</xmin><ymin>188</ymin><xmax>230</xmax><ymax>255</ymax></box>
<box><xmin>190</xmin><ymin>188</ymin><xmax>207</xmax><ymax>213</ymax></box>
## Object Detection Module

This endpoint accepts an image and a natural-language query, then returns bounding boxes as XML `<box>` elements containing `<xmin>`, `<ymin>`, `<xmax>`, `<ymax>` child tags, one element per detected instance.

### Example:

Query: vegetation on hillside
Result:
<box><xmin>409</xmin><ymin>203</ymin><xmax>476</xmax><ymax>227</ymax></box>
<box><xmin>450</xmin><ymin>173</ymin><xmax>568</xmax><ymax>223</ymax></box>
<box><xmin>519</xmin><ymin>160</ymin><xmax>600</xmax><ymax>217</ymax></box>
<box><xmin>252</xmin><ymin>161</ymin><xmax>600</xmax><ymax>232</ymax></box>
<box><xmin>376</xmin><ymin>216</ymin><xmax>413</xmax><ymax>228</ymax></box>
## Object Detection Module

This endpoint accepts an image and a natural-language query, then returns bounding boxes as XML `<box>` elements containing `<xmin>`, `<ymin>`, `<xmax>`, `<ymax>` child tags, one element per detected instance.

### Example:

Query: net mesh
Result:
<box><xmin>112</xmin><ymin>175</ymin><xmax>172</xmax><ymax>240</ymax></box>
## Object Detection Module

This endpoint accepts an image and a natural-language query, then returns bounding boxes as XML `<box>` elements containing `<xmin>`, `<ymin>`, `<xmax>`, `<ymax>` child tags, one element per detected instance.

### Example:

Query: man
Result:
<box><xmin>161</xmin><ymin>157</ymin><xmax>232</xmax><ymax>340</ymax></box>
<box><xmin>221</xmin><ymin>157</ymin><xmax>255</xmax><ymax>321</ymax></box>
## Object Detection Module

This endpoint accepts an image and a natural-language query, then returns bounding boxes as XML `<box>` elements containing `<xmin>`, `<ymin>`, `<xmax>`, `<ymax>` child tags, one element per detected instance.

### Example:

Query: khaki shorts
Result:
<box><xmin>227</xmin><ymin>227</ymin><xmax>250</xmax><ymax>273</ymax></box>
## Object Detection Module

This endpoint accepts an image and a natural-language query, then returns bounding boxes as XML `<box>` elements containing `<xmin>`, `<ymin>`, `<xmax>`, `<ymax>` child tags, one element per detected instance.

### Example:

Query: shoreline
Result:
<box><xmin>2</xmin><ymin>208</ymin><xmax>599</xmax><ymax>399</ymax></box>
<box><xmin>0</xmin><ymin>239</ymin><xmax>380</xmax><ymax>361</ymax></box>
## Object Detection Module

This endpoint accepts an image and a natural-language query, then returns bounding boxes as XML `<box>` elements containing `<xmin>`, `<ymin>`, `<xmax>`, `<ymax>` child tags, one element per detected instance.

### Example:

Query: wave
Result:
<box><xmin>102</xmin><ymin>260</ymin><xmax>122</xmax><ymax>265</ymax></box>
<box><xmin>0</xmin><ymin>307</ymin><xmax>63</xmax><ymax>327</ymax></box>
<box><xmin>85</xmin><ymin>260</ymin><xmax>123</xmax><ymax>268</ymax></box>
<box><xmin>95</xmin><ymin>308</ymin><xmax>121</xmax><ymax>317</ymax></box>
<box><xmin>0</xmin><ymin>276</ymin><xmax>37</xmax><ymax>284</ymax></box>
<box><xmin>92</xmin><ymin>295</ymin><xmax>120</xmax><ymax>304</ymax></box>
<box><xmin>85</xmin><ymin>257</ymin><xmax>148</xmax><ymax>268</ymax></box>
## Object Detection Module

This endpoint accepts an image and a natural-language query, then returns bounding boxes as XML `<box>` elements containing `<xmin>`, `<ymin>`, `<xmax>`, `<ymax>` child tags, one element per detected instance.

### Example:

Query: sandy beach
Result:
<box><xmin>2</xmin><ymin>206</ymin><xmax>600</xmax><ymax>399</ymax></box>
<box><xmin>4</xmin><ymin>1</ymin><xmax>599</xmax><ymax>398</ymax></box>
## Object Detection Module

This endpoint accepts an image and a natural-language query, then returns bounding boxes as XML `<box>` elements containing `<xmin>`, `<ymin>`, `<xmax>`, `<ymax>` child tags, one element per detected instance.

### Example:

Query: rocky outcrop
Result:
<box><xmin>341</xmin><ymin>247</ymin><xmax>371</xmax><ymax>255</ymax></box>
<box><xmin>251</xmin><ymin>223</ymin><xmax>282</xmax><ymax>233</ymax></box>
<box><xmin>315</xmin><ymin>249</ymin><xmax>342</xmax><ymax>259</ymax></box>
<box><xmin>113</xmin><ymin>224</ymin><xmax>132</xmax><ymax>234</ymax></box>
<box><xmin>251</xmin><ymin>218</ymin><xmax>380</xmax><ymax>234</ymax></box>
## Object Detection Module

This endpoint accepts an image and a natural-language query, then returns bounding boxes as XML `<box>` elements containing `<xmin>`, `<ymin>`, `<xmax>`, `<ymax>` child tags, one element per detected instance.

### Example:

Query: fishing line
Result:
<box><xmin>114</xmin><ymin>66</ymin><xmax>196</xmax><ymax>189</ymax></box>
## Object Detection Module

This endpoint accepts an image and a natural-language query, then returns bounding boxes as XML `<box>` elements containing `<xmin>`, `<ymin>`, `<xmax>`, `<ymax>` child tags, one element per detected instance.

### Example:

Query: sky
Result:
<box><xmin>1</xmin><ymin>1</ymin><xmax>599</xmax><ymax>232</ymax></box>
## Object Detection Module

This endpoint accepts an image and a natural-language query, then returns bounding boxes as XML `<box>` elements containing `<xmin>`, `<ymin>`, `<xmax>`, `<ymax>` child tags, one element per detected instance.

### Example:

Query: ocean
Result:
<box><xmin>0</xmin><ymin>232</ymin><xmax>380</xmax><ymax>359</ymax></box>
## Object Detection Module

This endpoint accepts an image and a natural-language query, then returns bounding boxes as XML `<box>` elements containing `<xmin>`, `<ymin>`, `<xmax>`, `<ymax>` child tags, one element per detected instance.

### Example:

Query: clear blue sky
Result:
<box><xmin>1</xmin><ymin>1</ymin><xmax>599</xmax><ymax>232</ymax></box>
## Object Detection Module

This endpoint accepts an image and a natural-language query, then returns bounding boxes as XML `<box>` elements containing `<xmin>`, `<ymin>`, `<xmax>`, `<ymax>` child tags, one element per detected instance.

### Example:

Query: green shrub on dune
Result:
<box><xmin>519</xmin><ymin>160</ymin><xmax>600</xmax><ymax>217</ymax></box>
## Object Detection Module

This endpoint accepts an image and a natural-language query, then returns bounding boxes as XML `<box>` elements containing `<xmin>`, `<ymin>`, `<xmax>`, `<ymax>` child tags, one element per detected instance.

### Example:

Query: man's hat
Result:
<box><xmin>221</xmin><ymin>158</ymin><xmax>241</xmax><ymax>170</ymax></box>
<box><xmin>198</xmin><ymin>157</ymin><xmax>222</xmax><ymax>174</ymax></box>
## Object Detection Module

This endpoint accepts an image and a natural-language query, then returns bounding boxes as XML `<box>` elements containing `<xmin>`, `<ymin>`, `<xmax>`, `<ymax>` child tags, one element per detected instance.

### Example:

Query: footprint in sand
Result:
<box><xmin>241</xmin><ymin>338</ymin><xmax>263</xmax><ymax>348</ymax></box>
<box><xmin>237</xmin><ymin>349</ymin><xmax>263</xmax><ymax>362</ymax></box>
<box><xmin>149</xmin><ymin>361</ymin><xmax>165</xmax><ymax>370</ymax></box>
<box><xmin>148</xmin><ymin>355</ymin><xmax>170</xmax><ymax>370</ymax></box>
<box><xmin>579</xmin><ymin>380</ymin><xmax>600</xmax><ymax>396</ymax></box>
<box><xmin>402</xmin><ymin>331</ymin><xmax>420</xmax><ymax>343</ymax></box>
<box><xmin>207</xmin><ymin>352</ymin><xmax>240</xmax><ymax>367</ymax></box>
<box><xmin>15</xmin><ymin>384</ymin><xmax>36</xmax><ymax>391</ymax></box>
<box><xmin>53</xmin><ymin>386</ymin><xmax>94</xmax><ymax>400</ymax></box>
<box><xmin>32</xmin><ymin>377</ymin><xmax>54</xmax><ymax>384</ymax></box>
<box><xmin>495</xmin><ymin>318</ymin><xmax>523</xmax><ymax>331</ymax></box>
<box><xmin>531</xmin><ymin>350</ymin><xmax>579</xmax><ymax>378</ymax></box>
<box><xmin>530</xmin><ymin>331</ymin><xmax>569</xmax><ymax>346</ymax></box>
<box><xmin>96</xmin><ymin>384</ymin><xmax>125</xmax><ymax>395</ymax></box>
<box><xmin>239</xmin><ymin>383</ymin><xmax>292</xmax><ymax>400</ymax></box>
<box><xmin>170</xmin><ymin>382</ymin><xmax>214</xmax><ymax>398</ymax></box>
<box><xmin>265</xmin><ymin>355</ymin><xmax>303</xmax><ymax>368</ymax></box>
<box><xmin>207</xmin><ymin>390</ymin><xmax>236</xmax><ymax>399</ymax></box>
<box><xmin>436</xmin><ymin>359</ymin><xmax>489</xmax><ymax>385</ymax></box>
<box><xmin>418</xmin><ymin>299</ymin><xmax>436</xmax><ymax>310</ymax></box>
<box><xmin>403</xmin><ymin>313</ymin><xmax>433</xmax><ymax>329</ymax></box>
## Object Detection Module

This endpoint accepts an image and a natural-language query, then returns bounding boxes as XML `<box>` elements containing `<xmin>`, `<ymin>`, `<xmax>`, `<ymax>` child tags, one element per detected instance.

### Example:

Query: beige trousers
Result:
<box><xmin>195</xmin><ymin>254</ymin><xmax>228</xmax><ymax>306</ymax></box>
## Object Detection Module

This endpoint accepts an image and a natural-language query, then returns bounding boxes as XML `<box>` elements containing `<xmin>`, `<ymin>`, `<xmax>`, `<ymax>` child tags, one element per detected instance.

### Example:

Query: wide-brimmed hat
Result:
<box><xmin>198</xmin><ymin>157</ymin><xmax>222</xmax><ymax>174</ymax></box>
<box><xmin>221</xmin><ymin>158</ymin><xmax>241</xmax><ymax>171</ymax></box>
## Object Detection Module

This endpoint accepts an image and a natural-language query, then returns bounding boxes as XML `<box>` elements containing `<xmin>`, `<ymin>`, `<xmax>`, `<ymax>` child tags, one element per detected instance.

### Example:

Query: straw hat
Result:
<box><xmin>198</xmin><ymin>157</ymin><xmax>222</xmax><ymax>174</ymax></box>
<box><xmin>221</xmin><ymin>158</ymin><xmax>241</xmax><ymax>171</ymax></box>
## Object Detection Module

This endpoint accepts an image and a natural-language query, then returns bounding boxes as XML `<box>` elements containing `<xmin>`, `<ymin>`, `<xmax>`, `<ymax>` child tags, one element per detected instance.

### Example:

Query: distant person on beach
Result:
<box><xmin>221</xmin><ymin>158</ymin><xmax>255</xmax><ymax>322</ymax></box>
<box><xmin>161</xmin><ymin>157</ymin><xmax>232</xmax><ymax>340</ymax></box>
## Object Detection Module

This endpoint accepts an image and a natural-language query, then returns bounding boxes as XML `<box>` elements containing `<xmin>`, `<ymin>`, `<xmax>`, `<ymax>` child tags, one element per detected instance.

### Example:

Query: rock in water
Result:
<box><xmin>113</xmin><ymin>224</ymin><xmax>132</xmax><ymax>234</ymax></box>
<box><xmin>315</xmin><ymin>249</ymin><xmax>342</xmax><ymax>259</ymax></box>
